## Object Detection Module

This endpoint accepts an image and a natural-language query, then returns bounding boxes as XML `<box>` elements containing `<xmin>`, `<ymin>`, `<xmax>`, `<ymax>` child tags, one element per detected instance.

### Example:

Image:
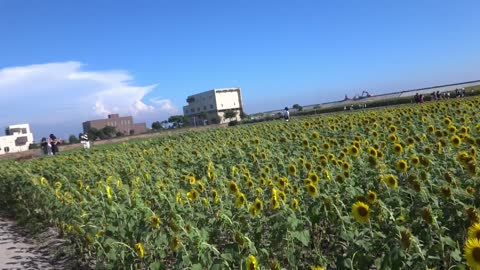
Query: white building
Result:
<box><xmin>183</xmin><ymin>88</ymin><xmax>243</xmax><ymax>124</ymax></box>
<box><xmin>0</xmin><ymin>124</ymin><xmax>34</xmax><ymax>155</ymax></box>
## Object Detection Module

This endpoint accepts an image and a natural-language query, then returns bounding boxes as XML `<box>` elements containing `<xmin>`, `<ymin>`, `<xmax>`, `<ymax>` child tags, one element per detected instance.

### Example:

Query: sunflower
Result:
<box><xmin>197</xmin><ymin>181</ymin><xmax>205</xmax><ymax>192</ymax></box>
<box><xmin>448</xmin><ymin>125</ymin><xmax>457</xmax><ymax>134</ymax></box>
<box><xmin>388</xmin><ymin>133</ymin><xmax>398</xmax><ymax>143</ymax></box>
<box><xmin>228</xmin><ymin>181</ymin><xmax>239</xmax><ymax>194</ymax></box>
<box><xmin>349</xmin><ymin>145</ymin><xmax>360</xmax><ymax>157</ymax></box>
<box><xmin>368</xmin><ymin>147</ymin><xmax>377</xmax><ymax>157</ymax></box>
<box><xmin>367</xmin><ymin>190</ymin><xmax>377</xmax><ymax>204</ymax></box>
<box><xmin>288</xmin><ymin>163</ymin><xmax>297</xmax><ymax>176</ymax></box>
<box><xmin>170</xmin><ymin>235</ymin><xmax>181</xmax><ymax>252</ymax></box>
<box><xmin>342</xmin><ymin>162</ymin><xmax>351</xmax><ymax>171</ymax></box>
<box><xmin>311</xmin><ymin>267</ymin><xmax>326</xmax><ymax>270</ymax></box>
<box><xmin>323</xmin><ymin>142</ymin><xmax>330</xmax><ymax>150</ymax></box>
<box><xmin>211</xmin><ymin>189</ymin><xmax>220</xmax><ymax>203</ymax></box>
<box><xmin>271</xmin><ymin>189</ymin><xmax>280</xmax><ymax>209</ymax></box>
<box><xmin>427</xmin><ymin>125</ymin><xmax>435</xmax><ymax>133</ymax></box>
<box><xmin>422</xmin><ymin>207</ymin><xmax>433</xmax><ymax>225</ymax></box>
<box><xmin>384</xmin><ymin>174</ymin><xmax>398</xmax><ymax>188</ymax></box>
<box><xmin>396</xmin><ymin>159</ymin><xmax>408</xmax><ymax>172</ymax></box>
<box><xmin>470</xmin><ymin>146</ymin><xmax>478</xmax><ymax>157</ymax></box>
<box><xmin>235</xmin><ymin>192</ymin><xmax>247</xmax><ymax>208</ymax></box>
<box><xmin>449</xmin><ymin>135</ymin><xmax>462</xmax><ymax>147</ymax></box>
<box><xmin>410</xmin><ymin>155</ymin><xmax>420</xmax><ymax>166</ymax></box>
<box><xmin>253</xmin><ymin>198</ymin><xmax>263</xmax><ymax>212</ymax></box>
<box><xmin>150</xmin><ymin>215</ymin><xmax>161</xmax><ymax>229</ymax></box>
<box><xmin>464</xmin><ymin>238</ymin><xmax>480</xmax><ymax>270</ymax></box>
<box><xmin>311</xmin><ymin>131</ymin><xmax>320</xmax><ymax>139</ymax></box>
<box><xmin>352</xmin><ymin>201</ymin><xmax>370</xmax><ymax>224</ymax></box>
<box><xmin>393</xmin><ymin>143</ymin><xmax>403</xmax><ymax>154</ymax></box>
<box><xmin>306</xmin><ymin>184</ymin><xmax>317</xmax><ymax>196</ymax></box>
<box><xmin>135</xmin><ymin>243</ymin><xmax>145</xmax><ymax>259</ymax></box>
<box><xmin>188</xmin><ymin>176</ymin><xmax>196</xmax><ymax>185</ymax></box>
<box><xmin>105</xmin><ymin>186</ymin><xmax>113</xmax><ymax>201</ymax></box>
<box><xmin>400</xmin><ymin>229</ymin><xmax>411</xmax><ymax>249</ymax></box>
<box><xmin>443</xmin><ymin>117</ymin><xmax>452</xmax><ymax>126</ymax></box>
<box><xmin>389</xmin><ymin>125</ymin><xmax>397</xmax><ymax>133</ymax></box>
<box><xmin>246</xmin><ymin>254</ymin><xmax>258</xmax><ymax>270</ymax></box>
<box><xmin>469</xmin><ymin>223</ymin><xmax>480</xmax><ymax>240</ymax></box>
<box><xmin>308</xmin><ymin>172</ymin><xmax>319</xmax><ymax>184</ymax></box>
<box><xmin>187</xmin><ymin>189</ymin><xmax>199</xmax><ymax>201</ymax></box>
<box><xmin>467</xmin><ymin>187</ymin><xmax>476</xmax><ymax>195</ymax></box>
<box><xmin>291</xmin><ymin>198</ymin><xmax>299</xmax><ymax>210</ymax></box>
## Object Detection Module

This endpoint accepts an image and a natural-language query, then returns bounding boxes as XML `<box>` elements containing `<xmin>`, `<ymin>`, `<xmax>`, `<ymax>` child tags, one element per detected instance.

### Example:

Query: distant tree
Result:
<box><xmin>151</xmin><ymin>121</ymin><xmax>163</xmax><ymax>130</ymax></box>
<box><xmin>292</xmin><ymin>104</ymin><xmax>303</xmax><ymax>111</ymax></box>
<box><xmin>313</xmin><ymin>105</ymin><xmax>321</xmax><ymax>114</ymax></box>
<box><xmin>224</xmin><ymin>110</ymin><xmax>238</xmax><ymax>121</ymax></box>
<box><xmin>102</xmin><ymin>126</ymin><xmax>117</xmax><ymax>138</ymax></box>
<box><xmin>168</xmin><ymin>115</ymin><xmax>185</xmax><ymax>127</ymax></box>
<box><xmin>239</xmin><ymin>110</ymin><xmax>248</xmax><ymax>120</ymax></box>
<box><xmin>87</xmin><ymin>128</ymin><xmax>99</xmax><ymax>141</ymax></box>
<box><xmin>199</xmin><ymin>111</ymin><xmax>208</xmax><ymax>119</ymax></box>
<box><xmin>210</xmin><ymin>116</ymin><xmax>221</xmax><ymax>124</ymax></box>
<box><xmin>116</xmin><ymin>131</ymin><xmax>124</xmax><ymax>137</ymax></box>
<box><xmin>68</xmin><ymin>135</ymin><xmax>80</xmax><ymax>144</ymax></box>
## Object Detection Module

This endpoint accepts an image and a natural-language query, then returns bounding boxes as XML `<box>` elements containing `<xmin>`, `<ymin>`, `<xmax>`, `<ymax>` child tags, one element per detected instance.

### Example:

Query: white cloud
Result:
<box><xmin>0</xmin><ymin>61</ymin><xmax>178</xmax><ymax>138</ymax></box>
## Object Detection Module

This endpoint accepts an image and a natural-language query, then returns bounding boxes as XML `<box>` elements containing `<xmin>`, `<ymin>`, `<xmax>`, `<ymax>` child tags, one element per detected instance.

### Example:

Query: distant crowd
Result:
<box><xmin>39</xmin><ymin>133</ymin><xmax>90</xmax><ymax>156</ymax></box>
<box><xmin>414</xmin><ymin>88</ymin><xmax>471</xmax><ymax>104</ymax></box>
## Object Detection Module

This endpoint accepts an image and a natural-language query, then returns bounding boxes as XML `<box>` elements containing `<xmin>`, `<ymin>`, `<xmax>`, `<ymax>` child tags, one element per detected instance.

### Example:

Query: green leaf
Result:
<box><xmin>450</xmin><ymin>249</ymin><xmax>462</xmax><ymax>262</ymax></box>
<box><xmin>292</xmin><ymin>230</ymin><xmax>310</xmax><ymax>246</ymax></box>
<box><xmin>149</xmin><ymin>261</ymin><xmax>165</xmax><ymax>270</ymax></box>
<box><xmin>441</xmin><ymin>236</ymin><xmax>457</xmax><ymax>248</ymax></box>
<box><xmin>191</xmin><ymin>263</ymin><xmax>203</xmax><ymax>270</ymax></box>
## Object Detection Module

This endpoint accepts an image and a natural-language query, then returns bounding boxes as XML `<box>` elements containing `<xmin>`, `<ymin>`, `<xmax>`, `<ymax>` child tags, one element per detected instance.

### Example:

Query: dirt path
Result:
<box><xmin>0</xmin><ymin>216</ymin><xmax>64</xmax><ymax>270</ymax></box>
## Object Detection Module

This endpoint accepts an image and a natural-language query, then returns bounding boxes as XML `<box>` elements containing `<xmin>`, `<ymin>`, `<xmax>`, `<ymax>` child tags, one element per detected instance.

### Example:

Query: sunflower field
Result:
<box><xmin>1</xmin><ymin>97</ymin><xmax>480</xmax><ymax>269</ymax></box>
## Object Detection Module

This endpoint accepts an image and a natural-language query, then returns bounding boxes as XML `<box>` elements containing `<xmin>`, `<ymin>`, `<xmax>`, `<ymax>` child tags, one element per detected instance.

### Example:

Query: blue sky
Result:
<box><xmin>0</xmin><ymin>0</ymin><xmax>479</xmax><ymax>139</ymax></box>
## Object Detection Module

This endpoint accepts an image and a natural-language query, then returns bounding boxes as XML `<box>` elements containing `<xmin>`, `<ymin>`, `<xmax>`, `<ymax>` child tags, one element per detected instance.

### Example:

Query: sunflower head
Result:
<box><xmin>349</xmin><ymin>145</ymin><xmax>360</xmax><ymax>157</ymax></box>
<box><xmin>451</xmin><ymin>135</ymin><xmax>462</xmax><ymax>146</ymax></box>
<box><xmin>400</xmin><ymin>229</ymin><xmax>411</xmax><ymax>249</ymax></box>
<box><xmin>410</xmin><ymin>155</ymin><xmax>420</xmax><ymax>166</ymax></box>
<box><xmin>396</xmin><ymin>159</ymin><xmax>408</xmax><ymax>172</ymax></box>
<box><xmin>150</xmin><ymin>215</ymin><xmax>161</xmax><ymax>229</ymax></box>
<box><xmin>367</xmin><ymin>190</ymin><xmax>377</xmax><ymax>204</ymax></box>
<box><xmin>384</xmin><ymin>174</ymin><xmax>398</xmax><ymax>189</ymax></box>
<box><xmin>288</xmin><ymin>163</ymin><xmax>297</xmax><ymax>176</ymax></box>
<box><xmin>464</xmin><ymin>238</ymin><xmax>480</xmax><ymax>270</ymax></box>
<box><xmin>246</xmin><ymin>254</ymin><xmax>258</xmax><ymax>270</ymax></box>
<box><xmin>235</xmin><ymin>192</ymin><xmax>247</xmax><ymax>208</ymax></box>
<box><xmin>393</xmin><ymin>143</ymin><xmax>403</xmax><ymax>154</ymax></box>
<box><xmin>291</xmin><ymin>198</ymin><xmax>299</xmax><ymax>210</ymax></box>
<box><xmin>468</xmin><ymin>223</ymin><xmax>480</xmax><ymax>240</ymax></box>
<box><xmin>306</xmin><ymin>184</ymin><xmax>317</xmax><ymax>196</ymax></box>
<box><xmin>228</xmin><ymin>181</ymin><xmax>239</xmax><ymax>194</ymax></box>
<box><xmin>352</xmin><ymin>201</ymin><xmax>370</xmax><ymax>224</ymax></box>
<box><xmin>135</xmin><ymin>243</ymin><xmax>145</xmax><ymax>259</ymax></box>
<box><xmin>421</xmin><ymin>207</ymin><xmax>433</xmax><ymax>225</ymax></box>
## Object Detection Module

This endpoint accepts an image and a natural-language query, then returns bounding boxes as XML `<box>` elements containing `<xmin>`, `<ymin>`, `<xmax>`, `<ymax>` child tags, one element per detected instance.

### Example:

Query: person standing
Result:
<box><xmin>40</xmin><ymin>137</ymin><xmax>52</xmax><ymax>155</ymax></box>
<box><xmin>283</xmin><ymin>107</ymin><xmax>290</xmax><ymax>121</ymax></box>
<box><xmin>49</xmin><ymin>134</ymin><xmax>60</xmax><ymax>155</ymax></box>
<box><xmin>80</xmin><ymin>133</ymin><xmax>90</xmax><ymax>149</ymax></box>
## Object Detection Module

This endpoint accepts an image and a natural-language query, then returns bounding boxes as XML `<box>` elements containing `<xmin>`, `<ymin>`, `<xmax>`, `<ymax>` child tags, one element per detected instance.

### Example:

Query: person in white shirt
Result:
<box><xmin>80</xmin><ymin>133</ymin><xmax>90</xmax><ymax>149</ymax></box>
<box><xmin>283</xmin><ymin>107</ymin><xmax>290</xmax><ymax>121</ymax></box>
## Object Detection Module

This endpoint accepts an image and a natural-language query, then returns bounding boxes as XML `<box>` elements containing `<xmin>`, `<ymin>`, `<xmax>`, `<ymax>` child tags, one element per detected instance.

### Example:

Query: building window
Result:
<box><xmin>197</xmin><ymin>108</ymin><xmax>200</xmax><ymax>112</ymax></box>
<box><xmin>210</xmin><ymin>104</ymin><xmax>213</xmax><ymax>109</ymax></box>
<box><xmin>203</xmin><ymin>106</ymin><xmax>207</xmax><ymax>110</ymax></box>
<box><xmin>191</xmin><ymin>108</ymin><xmax>195</xmax><ymax>113</ymax></box>
<box><xmin>4</xmin><ymin>147</ymin><xmax>9</xmax><ymax>153</ymax></box>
